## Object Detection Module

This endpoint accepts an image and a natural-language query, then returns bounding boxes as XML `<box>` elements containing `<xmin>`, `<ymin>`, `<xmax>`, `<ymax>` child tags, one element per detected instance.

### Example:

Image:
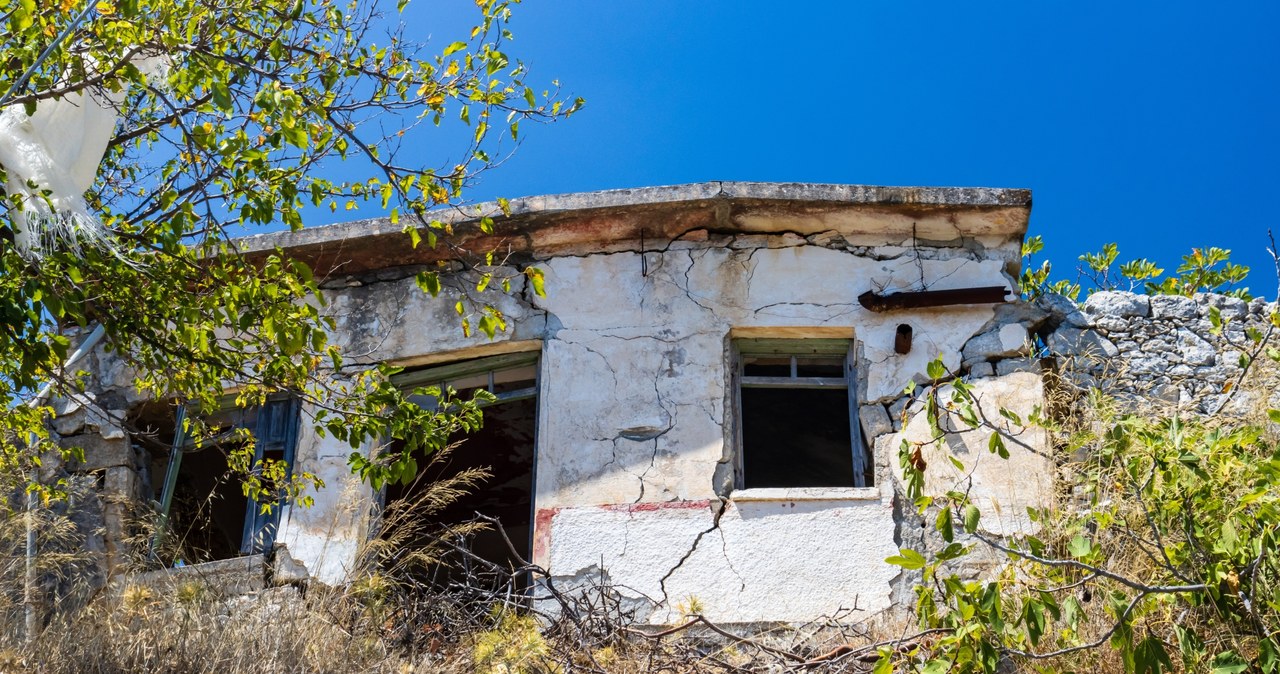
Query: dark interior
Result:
<box><xmin>135</xmin><ymin>404</ymin><xmax>263</xmax><ymax>563</ymax></box>
<box><xmin>163</xmin><ymin>441</ymin><xmax>249</xmax><ymax>561</ymax></box>
<box><xmin>741</xmin><ymin>387</ymin><xmax>865</xmax><ymax>489</ymax></box>
<box><xmin>382</xmin><ymin>392</ymin><xmax>537</xmax><ymax>580</ymax></box>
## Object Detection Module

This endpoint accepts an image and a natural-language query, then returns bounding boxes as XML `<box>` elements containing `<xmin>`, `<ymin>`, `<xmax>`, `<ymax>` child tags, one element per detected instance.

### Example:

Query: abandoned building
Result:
<box><xmin>57</xmin><ymin>181</ymin><xmax>1076</xmax><ymax>624</ymax></box>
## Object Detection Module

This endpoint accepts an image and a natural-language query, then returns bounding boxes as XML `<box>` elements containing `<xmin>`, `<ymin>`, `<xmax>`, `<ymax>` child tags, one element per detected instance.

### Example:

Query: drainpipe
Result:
<box><xmin>24</xmin><ymin>324</ymin><xmax>105</xmax><ymax>642</ymax></box>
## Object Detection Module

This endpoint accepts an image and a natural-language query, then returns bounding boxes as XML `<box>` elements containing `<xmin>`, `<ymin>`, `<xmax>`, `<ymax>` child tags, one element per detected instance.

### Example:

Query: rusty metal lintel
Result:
<box><xmin>858</xmin><ymin>286</ymin><xmax>1011</xmax><ymax>312</ymax></box>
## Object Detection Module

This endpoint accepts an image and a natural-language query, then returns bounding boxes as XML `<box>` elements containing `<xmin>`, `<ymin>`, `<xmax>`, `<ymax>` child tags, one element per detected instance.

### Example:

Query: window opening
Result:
<box><xmin>733</xmin><ymin>339</ymin><xmax>870</xmax><ymax>489</ymax></box>
<box><xmin>143</xmin><ymin>395</ymin><xmax>301</xmax><ymax>562</ymax></box>
<box><xmin>382</xmin><ymin>352</ymin><xmax>539</xmax><ymax>588</ymax></box>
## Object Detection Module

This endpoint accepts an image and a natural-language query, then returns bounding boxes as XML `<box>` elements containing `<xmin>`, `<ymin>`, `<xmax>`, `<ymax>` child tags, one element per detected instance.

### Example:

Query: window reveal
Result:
<box><xmin>733</xmin><ymin>339</ymin><xmax>871</xmax><ymax>489</ymax></box>
<box><xmin>385</xmin><ymin>351</ymin><xmax>540</xmax><ymax>584</ymax></box>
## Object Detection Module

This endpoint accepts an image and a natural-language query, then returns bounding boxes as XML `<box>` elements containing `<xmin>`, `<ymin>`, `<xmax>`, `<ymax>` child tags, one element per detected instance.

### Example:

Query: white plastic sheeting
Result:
<box><xmin>0</xmin><ymin>55</ymin><xmax>166</xmax><ymax>258</ymax></box>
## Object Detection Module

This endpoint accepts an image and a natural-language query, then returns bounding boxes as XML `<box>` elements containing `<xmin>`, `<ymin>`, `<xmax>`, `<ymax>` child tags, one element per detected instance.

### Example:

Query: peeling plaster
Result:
<box><xmin>299</xmin><ymin>232</ymin><xmax>1029</xmax><ymax>622</ymax></box>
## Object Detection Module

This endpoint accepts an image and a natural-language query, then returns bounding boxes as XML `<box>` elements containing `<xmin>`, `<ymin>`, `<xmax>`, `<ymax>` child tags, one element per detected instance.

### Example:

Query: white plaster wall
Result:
<box><xmin>544</xmin><ymin>491</ymin><xmax>900</xmax><ymax>624</ymax></box>
<box><xmin>305</xmin><ymin>233</ymin><xmax>1043</xmax><ymax>622</ymax></box>
<box><xmin>275</xmin><ymin>402</ymin><xmax>377</xmax><ymax>585</ymax></box>
<box><xmin>892</xmin><ymin>371</ymin><xmax>1054</xmax><ymax>536</ymax></box>
<box><xmin>520</xmin><ymin>241</ymin><xmax>1015</xmax><ymax>623</ymax></box>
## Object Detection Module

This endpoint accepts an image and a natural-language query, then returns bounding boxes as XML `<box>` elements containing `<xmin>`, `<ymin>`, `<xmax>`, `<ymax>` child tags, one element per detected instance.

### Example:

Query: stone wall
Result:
<box><xmin>1043</xmin><ymin>290</ymin><xmax>1277</xmax><ymax>414</ymax></box>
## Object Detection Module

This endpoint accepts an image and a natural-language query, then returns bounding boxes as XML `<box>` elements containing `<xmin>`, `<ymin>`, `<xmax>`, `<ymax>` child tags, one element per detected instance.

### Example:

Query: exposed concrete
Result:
<box><xmin>120</xmin><ymin>555</ymin><xmax>267</xmax><ymax>597</ymax></box>
<box><xmin>274</xmin><ymin>400</ymin><xmax>375</xmax><ymax>586</ymax></box>
<box><xmin>238</xmin><ymin>182</ymin><xmax>1031</xmax><ymax>277</ymax></box>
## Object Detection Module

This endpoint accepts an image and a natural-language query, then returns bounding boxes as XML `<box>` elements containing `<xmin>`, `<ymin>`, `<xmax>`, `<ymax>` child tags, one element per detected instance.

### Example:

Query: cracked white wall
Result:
<box><xmin>293</xmin><ymin>228</ymin><xmax>1043</xmax><ymax>623</ymax></box>
<box><xmin>516</xmin><ymin>239</ymin><xmax>1021</xmax><ymax>623</ymax></box>
<box><xmin>84</xmin><ymin>221</ymin><xmax>1044</xmax><ymax>619</ymax></box>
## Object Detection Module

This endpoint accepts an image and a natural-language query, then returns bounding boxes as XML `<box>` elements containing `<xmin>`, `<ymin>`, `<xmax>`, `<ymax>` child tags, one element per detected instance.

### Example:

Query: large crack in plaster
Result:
<box><xmin>656</xmin><ymin>499</ymin><xmax>727</xmax><ymax>606</ymax></box>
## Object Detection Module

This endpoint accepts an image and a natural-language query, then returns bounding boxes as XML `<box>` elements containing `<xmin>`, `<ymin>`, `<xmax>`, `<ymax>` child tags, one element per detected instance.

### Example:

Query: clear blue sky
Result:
<box><xmin>396</xmin><ymin>1</ymin><xmax>1280</xmax><ymax>297</ymax></box>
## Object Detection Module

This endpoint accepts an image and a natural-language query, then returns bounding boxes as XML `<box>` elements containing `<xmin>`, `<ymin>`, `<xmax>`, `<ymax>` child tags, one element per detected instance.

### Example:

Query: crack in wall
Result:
<box><xmin>681</xmin><ymin>248</ymin><xmax>715</xmax><ymax>314</ymax></box>
<box><xmin>718</xmin><ymin>525</ymin><xmax>747</xmax><ymax>593</ymax></box>
<box><xmin>657</xmin><ymin>499</ymin><xmax>727</xmax><ymax>606</ymax></box>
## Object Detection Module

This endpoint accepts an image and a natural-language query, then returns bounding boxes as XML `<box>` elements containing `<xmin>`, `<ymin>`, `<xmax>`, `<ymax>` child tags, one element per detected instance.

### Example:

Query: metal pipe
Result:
<box><xmin>24</xmin><ymin>481</ymin><xmax>37</xmax><ymax>642</ymax></box>
<box><xmin>858</xmin><ymin>286</ymin><xmax>1011</xmax><ymax>312</ymax></box>
<box><xmin>24</xmin><ymin>323</ymin><xmax>106</xmax><ymax>642</ymax></box>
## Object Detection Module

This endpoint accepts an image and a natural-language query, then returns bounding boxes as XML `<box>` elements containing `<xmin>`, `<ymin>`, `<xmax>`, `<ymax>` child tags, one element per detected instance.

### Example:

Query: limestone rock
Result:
<box><xmin>64</xmin><ymin>433</ymin><xmax>132</xmax><ymax>470</ymax></box>
<box><xmin>1195</xmin><ymin>293</ymin><xmax>1247</xmax><ymax>321</ymax></box>
<box><xmin>968</xmin><ymin>362</ymin><xmax>995</xmax><ymax>378</ymax></box>
<box><xmin>1175</xmin><ymin>329</ymin><xmax>1216</xmax><ymax>366</ymax></box>
<box><xmin>1047</xmin><ymin>326</ymin><xmax>1118</xmax><ymax>359</ymax></box>
<box><xmin>1150</xmin><ymin>295</ymin><xmax>1198</xmax><ymax>320</ymax></box>
<box><xmin>103</xmin><ymin>466</ymin><xmax>138</xmax><ymax>499</ymax></box>
<box><xmin>859</xmin><ymin>404</ymin><xmax>893</xmax><ymax>442</ymax></box>
<box><xmin>52</xmin><ymin>408</ymin><xmax>86</xmax><ymax>436</ymax></box>
<box><xmin>272</xmin><ymin>546</ymin><xmax>311</xmax><ymax>585</ymax></box>
<box><xmin>1036</xmin><ymin>293</ymin><xmax>1089</xmax><ymax>328</ymax></box>
<box><xmin>1084</xmin><ymin>291</ymin><xmax>1150</xmax><ymax>318</ymax></box>
<box><xmin>996</xmin><ymin>358</ymin><xmax>1041</xmax><ymax>376</ymax></box>
<box><xmin>961</xmin><ymin>324</ymin><xmax>1028</xmax><ymax>364</ymax></box>
<box><xmin>992</xmin><ymin>301</ymin><xmax>1050</xmax><ymax>330</ymax></box>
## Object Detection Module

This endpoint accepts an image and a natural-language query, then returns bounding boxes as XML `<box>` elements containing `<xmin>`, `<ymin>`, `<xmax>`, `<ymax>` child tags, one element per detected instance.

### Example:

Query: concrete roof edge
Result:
<box><xmin>238</xmin><ymin>181</ymin><xmax>1032</xmax><ymax>254</ymax></box>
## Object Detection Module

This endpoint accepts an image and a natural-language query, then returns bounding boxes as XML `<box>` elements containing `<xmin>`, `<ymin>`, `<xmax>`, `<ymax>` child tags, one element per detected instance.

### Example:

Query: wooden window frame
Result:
<box><xmin>731</xmin><ymin>338</ymin><xmax>869</xmax><ymax>490</ymax></box>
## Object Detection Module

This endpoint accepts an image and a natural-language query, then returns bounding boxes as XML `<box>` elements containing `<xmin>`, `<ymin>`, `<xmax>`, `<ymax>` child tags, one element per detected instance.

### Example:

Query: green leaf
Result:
<box><xmin>937</xmin><ymin>542</ymin><xmax>966</xmax><ymax>561</ymax></box>
<box><xmin>927</xmin><ymin>358</ymin><xmax>946</xmax><ymax>380</ymax></box>
<box><xmin>1068</xmin><ymin>535</ymin><xmax>1093</xmax><ymax>558</ymax></box>
<box><xmin>988</xmin><ymin>432</ymin><xmax>1008</xmax><ymax>459</ymax></box>
<box><xmin>478</xmin><ymin>314</ymin><xmax>497</xmax><ymax>339</ymax></box>
<box><xmin>963</xmin><ymin>504</ymin><xmax>981</xmax><ymax>534</ymax></box>
<box><xmin>1211</xmin><ymin>651</ymin><xmax>1249</xmax><ymax>674</ymax></box>
<box><xmin>525</xmin><ymin>267</ymin><xmax>546</xmax><ymax>297</ymax></box>
<box><xmin>1217</xmin><ymin>520</ymin><xmax>1240</xmax><ymax>556</ymax></box>
<box><xmin>885</xmin><ymin>548</ymin><xmax>926</xmax><ymax>570</ymax></box>
<box><xmin>442</xmin><ymin>41</ymin><xmax>468</xmax><ymax>56</ymax></box>
<box><xmin>211</xmin><ymin>80</ymin><xmax>232</xmax><ymax>111</ymax></box>
<box><xmin>1135</xmin><ymin>636</ymin><xmax>1173</xmax><ymax>674</ymax></box>
<box><xmin>1174</xmin><ymin>626</ymin><xmax>1203</xmax><ymax>667</ymax></box>
<box><xmin>872</xmin><ymin>651</ymin><xmax>893</xmax><ymax>674</ymax></box>
<box><xmin>1022</xmin><ymin>599</ymin><xmax>1045</xmax><ymax>645</ymax></box>
<box><xmin>921</xmin><ymin>659</ymin><xmax>950</xmax><ymax>674</ymax></box>
<box><xmin>1268</xmin><ymin>409</ymin><xmax>1280</xmax><ymax>424</ymax></box>
<box><xmin>936</xmin><ymin>508</ymin><xmax>954</xmax><ymax>542</ymax></box>
<box><xmin>415</xmin><ymin>271</ymin><xmax>441</xmax><ymax>296</ymax></box>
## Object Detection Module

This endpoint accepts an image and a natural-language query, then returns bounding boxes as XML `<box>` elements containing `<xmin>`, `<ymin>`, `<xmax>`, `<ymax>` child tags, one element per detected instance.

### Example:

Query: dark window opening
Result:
<box><xmin>382</xmin><ymin>354</ymin><xmax>538</xmax><ymax>589</ymax></box>
<box><xmin>741</xmin><ymin>388</ymin><xmax>855</xmax><ymax>488</ymax></box>
<box><xmin>734</xmin><ymin>339</ymin><xmax>871</xmax><ymax>489</ymax></box>
<box><xmin>135</xmin><ymin>397</ymin><xmax>301</xmax><ymax>563</ymax></box>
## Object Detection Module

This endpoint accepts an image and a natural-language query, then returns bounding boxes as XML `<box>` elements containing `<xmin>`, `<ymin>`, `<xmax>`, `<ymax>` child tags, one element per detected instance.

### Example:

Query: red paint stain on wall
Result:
<box><xmin>531</xmin><ymin>507</ymin><xmax>560</xmax><ymax>566</ymax></box>
<box><xmin>532</xmin><ymin>500</ymin><xmax>712</xmax><ymax>566</ymax></box>
<box><xmin>599</xmin><ymin>500</ymin><xmax>712</xmax><ymax>513</ymax></box>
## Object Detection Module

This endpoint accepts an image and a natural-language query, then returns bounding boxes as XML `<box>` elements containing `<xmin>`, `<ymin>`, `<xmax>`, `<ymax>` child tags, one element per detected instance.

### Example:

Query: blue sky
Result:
<box><xmin>394</xmin><ymin>1</ymin><xmax>1280</xmax><ymax>297</ymax></box>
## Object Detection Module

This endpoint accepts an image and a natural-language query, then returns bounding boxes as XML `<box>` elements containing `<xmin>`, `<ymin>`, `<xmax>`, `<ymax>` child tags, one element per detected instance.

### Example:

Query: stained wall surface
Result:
<box><xmin>56</xmin><ymin>185</ymin><xmax>1063</xmax><ymax>623</ymax></box>
<box><xmin>269</xmin><ymin>221</ymin><xmax>1052</xmax><ymax>623</ymax></box>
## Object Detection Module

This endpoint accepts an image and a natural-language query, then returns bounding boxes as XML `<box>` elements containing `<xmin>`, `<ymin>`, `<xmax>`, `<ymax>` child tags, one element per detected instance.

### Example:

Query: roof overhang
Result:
<box><xmin>238</xmin><ymin>181</ymin><xmax>1032</xmax><ymax>277</ymax></box>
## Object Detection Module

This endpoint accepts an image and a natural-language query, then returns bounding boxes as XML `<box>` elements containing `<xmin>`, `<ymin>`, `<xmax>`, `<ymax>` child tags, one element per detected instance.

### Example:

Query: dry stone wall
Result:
<box><xmin>1045</xmin><ymin>290</ymin><xmax>1277</xmax><ymax>414</ymax></box>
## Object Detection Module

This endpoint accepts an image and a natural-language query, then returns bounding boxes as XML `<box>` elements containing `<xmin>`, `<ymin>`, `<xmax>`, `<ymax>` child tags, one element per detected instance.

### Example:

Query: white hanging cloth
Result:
<box><xmin>0</xmin><ymin>55</ymin><xmax>167</xmax><ymax>259</ymax></box>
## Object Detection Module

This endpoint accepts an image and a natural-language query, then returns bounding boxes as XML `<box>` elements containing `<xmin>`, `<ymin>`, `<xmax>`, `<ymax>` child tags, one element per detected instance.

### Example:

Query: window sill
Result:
<box><xmin>730</xmin><ymin>487</ymin><xmax>881</xmax><ymax>502</ymax></box>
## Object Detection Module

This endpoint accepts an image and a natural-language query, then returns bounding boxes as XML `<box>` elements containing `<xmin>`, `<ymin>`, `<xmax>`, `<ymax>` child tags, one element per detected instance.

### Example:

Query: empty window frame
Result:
<box><xmin>385</xmin><ymin>351</ymin><xmax>540</xmax><ymax>580</ymax></box>
<box><xmin>732</xmin><ymin>339</ymin><xmax>871</xmax><ymax>489</ymax></box>
<box><xmin>154</xmin><ymin>395</ymin><xmax>302</xmax><ymax>559</ymax></box>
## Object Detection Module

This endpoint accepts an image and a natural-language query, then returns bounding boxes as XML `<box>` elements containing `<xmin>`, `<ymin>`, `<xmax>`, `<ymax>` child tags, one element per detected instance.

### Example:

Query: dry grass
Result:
<box><xmin>0</xmin><ymin>437</ymin><xmax>915</xmax><ymax>674</ymax></box>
